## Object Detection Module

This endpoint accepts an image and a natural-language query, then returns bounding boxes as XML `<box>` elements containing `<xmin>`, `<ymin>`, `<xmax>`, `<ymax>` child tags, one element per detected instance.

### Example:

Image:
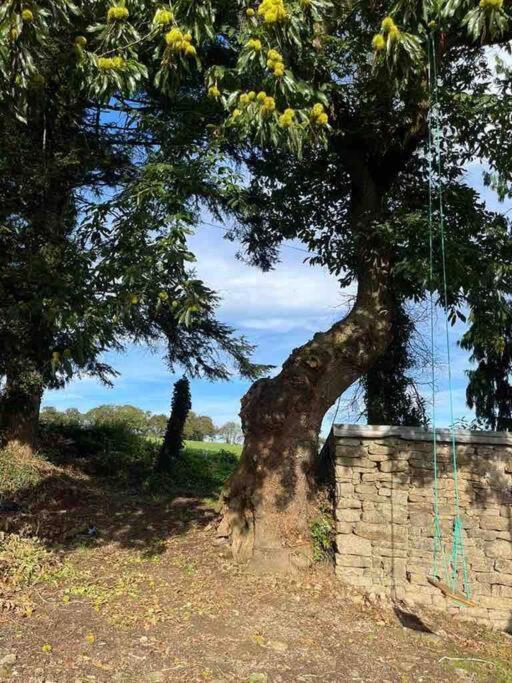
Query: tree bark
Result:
<box><xmin>0</xmin><ymin>373</ymin><xmax>43</xmax><ymax>452</ymax></box>
<box><xmin>217</xmin><ymin>165</ymin><xmax>396</xmax><ymax>570</ymax></box>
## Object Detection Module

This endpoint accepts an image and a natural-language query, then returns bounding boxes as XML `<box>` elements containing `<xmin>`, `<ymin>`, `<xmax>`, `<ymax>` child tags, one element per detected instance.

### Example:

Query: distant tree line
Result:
<box><xmin>40</xmin><ymin>405</ymin><xmax>243</xmax><ymax>445</ymax></box>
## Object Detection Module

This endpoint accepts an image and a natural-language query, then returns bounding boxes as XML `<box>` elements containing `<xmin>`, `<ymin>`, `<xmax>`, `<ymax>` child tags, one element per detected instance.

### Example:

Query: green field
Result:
<box><xmin>183</xmin><ymin>440</ymin><xmax>242</xmax><ymax>456</ymax></box>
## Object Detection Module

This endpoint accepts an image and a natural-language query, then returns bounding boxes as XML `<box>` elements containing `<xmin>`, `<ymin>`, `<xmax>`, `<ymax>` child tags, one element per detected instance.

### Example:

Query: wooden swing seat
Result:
<box><xmin>427</xmin><ymin>576</ymin><xmax>478</xmax><ymax>608</ymax></box>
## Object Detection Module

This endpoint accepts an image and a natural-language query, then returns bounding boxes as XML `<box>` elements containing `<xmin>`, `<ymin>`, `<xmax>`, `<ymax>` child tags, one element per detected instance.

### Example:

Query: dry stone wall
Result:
<box><xmin>329</xmin><ymin>425</ymin><xmax>512</xmax><ymax>630</ymax></box>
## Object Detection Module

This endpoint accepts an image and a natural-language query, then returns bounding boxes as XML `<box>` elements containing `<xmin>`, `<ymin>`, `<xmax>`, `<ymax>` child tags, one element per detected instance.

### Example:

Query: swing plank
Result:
<box><xmin>427</xmin><ymin>576</ymin><xmax>477</xmax><ymax>608</ymax></box>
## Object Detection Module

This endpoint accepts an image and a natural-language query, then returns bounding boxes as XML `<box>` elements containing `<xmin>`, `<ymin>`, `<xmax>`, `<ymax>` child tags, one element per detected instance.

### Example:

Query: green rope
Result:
<box><xmin>427</xmin><ymin>33</ymin><xmax>472</xmax><ymax>602</ymax></box>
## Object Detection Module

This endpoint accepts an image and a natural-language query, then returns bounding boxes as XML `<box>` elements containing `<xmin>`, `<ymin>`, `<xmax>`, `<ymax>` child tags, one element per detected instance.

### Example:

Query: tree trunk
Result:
<box><xmin>0</xmin><ymin>373</ymin><xmax>43</xmax><ymax>452</ymax></box>
<box><xmin>218</xmin><ymin>251</ymin><xmax>393</xmax><ymax>571</ymax></box>
<box><xmin>217</xmin><ymin>165</ymin><xmax>397</xmax><ymax>572</ymax></box>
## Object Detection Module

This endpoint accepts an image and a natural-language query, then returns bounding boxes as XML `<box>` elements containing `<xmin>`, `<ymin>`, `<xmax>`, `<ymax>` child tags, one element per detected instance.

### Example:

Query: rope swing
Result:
<box><xmin>426</xmin><ymin>32</ymin><xmax>475</xmax><ymax>608</ymax></box>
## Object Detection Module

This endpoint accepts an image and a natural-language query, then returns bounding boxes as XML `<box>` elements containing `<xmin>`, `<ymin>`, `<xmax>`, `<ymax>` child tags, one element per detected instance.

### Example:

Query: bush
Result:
<box><xmin>38</xmin><ymin>423</ymin><xmax>240</xmax><ymax>498</ymax></box>
<box><xmin>40</xmin><ymin>421</ymin><xmax>158</xmax><ymax>485</ymax></box>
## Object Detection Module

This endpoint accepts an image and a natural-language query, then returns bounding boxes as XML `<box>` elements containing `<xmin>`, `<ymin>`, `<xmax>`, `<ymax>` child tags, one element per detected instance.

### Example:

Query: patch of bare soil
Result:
<box><xmin>1</xmin><ymin>469</ymin><xmax>511</xmax><ymax>682</ymax></box>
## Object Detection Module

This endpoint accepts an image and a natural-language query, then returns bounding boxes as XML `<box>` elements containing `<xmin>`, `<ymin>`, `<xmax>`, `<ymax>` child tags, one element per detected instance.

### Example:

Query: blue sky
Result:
<box><xmin>43</xmin><ymin>162</ymin><xmax>511</xmax><ymax>434</ymax></box>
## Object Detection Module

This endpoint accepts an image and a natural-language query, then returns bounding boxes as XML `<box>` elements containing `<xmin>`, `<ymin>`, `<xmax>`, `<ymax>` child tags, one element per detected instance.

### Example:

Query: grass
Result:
<box><xmin>144</xmin><ymin>440</ymin><xmax>241</xmax><ymax>500</ymax></box>
<box><xmin>184</xmin><ymin>440</ymin><xmax>242</xmax><ymax>456</ymax></box>
<box><xmin>0</xmin><ymin>444</ymin><xmax>47</xmax><ymax>498</ymax></box>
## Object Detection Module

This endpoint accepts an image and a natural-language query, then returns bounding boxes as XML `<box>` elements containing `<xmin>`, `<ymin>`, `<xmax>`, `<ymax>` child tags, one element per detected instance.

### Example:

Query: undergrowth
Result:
<box><xmin>0</xmin><ymin>533</ymin><xmax>59</xmax><ymax>587</ymax></box>
<box><xmin>0</xmin><ymin>444</ymin><xmax>47</xmax><ymax>498</ymax></box>
<box><xmin>40</xmin><ymin>422</ymin><xmax>240</xmax><ymax>499</ymax></box>
<box><xmin>309</xmin><ymin>491</ymin><xmax>335</xmax><ymax>562</ymax></box>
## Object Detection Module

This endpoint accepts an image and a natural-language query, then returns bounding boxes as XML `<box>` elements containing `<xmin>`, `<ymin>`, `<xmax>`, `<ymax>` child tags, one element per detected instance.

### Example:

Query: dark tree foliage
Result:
<box><xmin>155</xmin><ymin>378</ymin><xmax>192</xmax><ymax>473</ymax></box>
<box><xmin>362</xmin><ymin>301</ymin><xmax>427</xmax><ymax>428</ymax></box>
<box><xmin>461</xmin><ymin>291</ymin><xmax>512</xmax><ymax>431</ymax></box>
<box><xmin>0</xmin><ymin>4</ymin><xmax>265</xmax><ymax>449</ymax></box>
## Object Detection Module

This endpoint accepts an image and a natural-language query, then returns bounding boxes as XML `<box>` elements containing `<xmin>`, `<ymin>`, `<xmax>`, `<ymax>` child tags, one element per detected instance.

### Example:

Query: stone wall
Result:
<box><xmin>328</xmin><ymin>425</ymin><xmax>512</xmax><ymax>630</ymax></box>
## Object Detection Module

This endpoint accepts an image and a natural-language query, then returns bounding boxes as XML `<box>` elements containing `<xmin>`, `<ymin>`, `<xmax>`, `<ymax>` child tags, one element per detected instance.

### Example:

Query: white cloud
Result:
<box><xmin>189</xmin><ymin>230</ymin><xmax>352</xmax><ymax>333</ymax></box>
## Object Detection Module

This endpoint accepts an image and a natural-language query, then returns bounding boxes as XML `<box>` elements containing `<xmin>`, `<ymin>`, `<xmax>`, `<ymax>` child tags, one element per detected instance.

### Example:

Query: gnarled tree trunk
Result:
<box><xmin>217</xmin><ymin>169</ymin><xmax>396</xmax><ymax>572</ymax></box>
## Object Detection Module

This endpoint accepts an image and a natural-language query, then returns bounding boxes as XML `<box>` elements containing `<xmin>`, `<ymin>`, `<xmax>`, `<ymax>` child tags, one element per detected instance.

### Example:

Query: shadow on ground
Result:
<box><xmin>0</xmin><ymin>442</ymin><xmax>231</xmax><ymax>557</ymax></box>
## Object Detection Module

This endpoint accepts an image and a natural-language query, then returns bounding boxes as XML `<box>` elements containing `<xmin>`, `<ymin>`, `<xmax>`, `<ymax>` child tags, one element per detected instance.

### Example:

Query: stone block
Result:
<box><xmin>409</xmin><ymin>512</ymin><xmax>433</xmax><ymax>528</ymax></box>
<box><xmin>495</xmin><ymin>559</ymin><xmax>512</xmax><ymax>573</ymax></box>
<box><xmin>373</xmin><ymin>556</ymin><xmax>407</xmax><ymax>576</ymax></box>
<box><xmin>362</xmin><ymin>472</ymin><xmax>393</xmax><ymax>483</ymax></box>
<box><xmin>368</xmin><ymin>444</ymin><xmax>395</xmax><ymax>456</ymax></box>
<box><xmin>473</xmin><ymin>529</ymin><xmax>504</xmax><ymax>541</ymax></box>
<box><xmin>355</xmin><ymin>522</ymin><xmax>408</xmax><ymax>544</ymax></box>
<box><xmin>336</xmin><ymin>445</ymin><xmax>365</xmax><ymax>459</ymax></box>
<box><xmin>335</xmin><ymin>438</ymin><xmax>363</xmax><ymax>447</ymax></box>
<box><xmin>335</xmin><ymin>465</ymin><xmax>353</xmax><ymax>481</ymax></box>
<box><xmin>478</xmin><ymin>594</ymin><xmax>512</xmax><ymax>610</ymax></box>
<box><xmin>336</xmin><ymin>554</ymin><xmax>371</xmax><ymax>568</ymax></box>
<box><xmin>361</xmin><ymin>510</ymin><xmax>383</xmax><ymax>525</ymax></box>
<box><xmin>491</xmin><ymin>585</ymin><xmax>512</xmax><ymax>598</ymax></box>
<box><xmin>394</xmin><ymin>450</ymin><xmax>412</xmax><ymax>461</ymax></box>
<box><xmin>494</xmin><ymin>573</ymin><xmax>512</xmax><ymax>588</ymax></box>
<box><xmin>485</xmin><ymin>540</ymin><xmax>512</xmax><ymax>560</ymax></box>
<box><xmin>467</xmin><ymin>555</ymin><xmax>495</xmax><ymax>572</ymax></box>
<box><xmin>338</xmin><ymin>455</ymin><xmax>365</xmax><ymax>466</ymax></box>
<box><xmin>380</xmin><ymin>460</ymin><xmax>409</xmax><ymax>474</ymax></box>
<box><xmin>373</xmin><ymin>544</ymin><xmax>408</xmax><ymax>558</ymax></box>
<box><xmin>409</xmin><ymin>459</ymin><xmax>434</xmax><ymax>470</ymax></box>
<box><xmin>456</xmin><ymin>607</ymin><xmax>492</xmax><ymax>621</ymax></box>
<box><xmin>352</xmin><ymin>462</ymin><xmax>378</xmax><ymax>472</ymax></box>
<box><xmin>377</xmin><ymin>481</ymin><xmax>411</xmax><ymax>492</ymax></box>
<box><xmin>355</xmin><ymin>484</ymin><xmax>378</xmax><ymax>495</ymax></box>
<box><xmin>335</xmin><ymin>482</ymin><xmax>355</xmax><ymax>496</ymax></box>
<box><xmin>489</xmin><ymin>612</ymin><xmax>512</xmax><ymax>630</ymax></box>
<box><xmin>336</xmin><ymin>496</ymin><xmax>362</xmax><ymax>510</ymax></box>
<box><xmin>390</xmin><ymin>491</ymin><xmax>409</xmax><ymax>504</ymax></box>
<box><xmin>362</xmin><ymin>508</ymin><xmax>408</xmax><ymax>525</ymax></box>
<box><xmin>410</xmin><ymin>537</ymin><xmax>433</xmax><ymax>552</ymax></box>
<box><xmin>476</xmin><ymin>507</ymin><xmax>500</xmax><ymax>517</ymax></box>
<box><xmin>334</xmin><ymin>564</ymin><xmax>366</xmax><ymax>577</ymax></box>
<box><xmin>337</xmin><ymin>508</ymin><xmax>361</xmax><ymax>523</ymax></box>
<box><xmin>337</xmin><ymin>533</ymin><xmax>372</xmax><ymax>556</ymax></box>
<box><xmin>480</xmin><ymin>516</ymin><xmax>510</xmax><ymax>531</ymax></box>
<box><xmin>402</xmin><ymin>585</ymin><xmax>435</xmax><ymax>605</ymax></box>
<box><xmin>408</xmin><ymin>491</ymin><xmax>431</xmax><ymax>503</ymax></box>
<box><xmin>336</xmin><ymin>521</ymin><xmax>354</xmax><ymax>534</ymax></box>
<box><xmin>497</xmin><ymin>531</ymin><xmax>512</xmax><ymax>541</ymax></box>
<box><xmin>377</xmin><ymin>487</ymin><xmax>392</xmax><ymax>497</ymax></box>
<box><xmin>367</xmin><ymin>452</ymin><xmax>389</xmax><ymax>462</ymax></box>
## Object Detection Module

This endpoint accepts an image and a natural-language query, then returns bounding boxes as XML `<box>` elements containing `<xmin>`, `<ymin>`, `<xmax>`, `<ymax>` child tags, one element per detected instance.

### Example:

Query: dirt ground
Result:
<box><xmin>1</xmin><ymin>469</ymin><xmax>512</xmax><ymax>683</ymax></box>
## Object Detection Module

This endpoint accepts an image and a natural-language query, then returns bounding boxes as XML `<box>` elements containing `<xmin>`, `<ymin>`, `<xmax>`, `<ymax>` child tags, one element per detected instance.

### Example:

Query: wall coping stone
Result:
<box><xmin>332</xmin><ymin>424</ymin><xmax>512</xmax><ymax>447</ymax></box>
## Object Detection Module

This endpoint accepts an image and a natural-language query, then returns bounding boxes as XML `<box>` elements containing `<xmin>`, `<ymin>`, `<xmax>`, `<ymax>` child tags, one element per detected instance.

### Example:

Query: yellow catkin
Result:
<box><xmin>247</xmin><ymin>38</ymin><xmax>262</xmax><ymax>51</ymax></box>
<box><xmin>154</xmin><ymin>9</ymin><xmax>174</xmax><ymax>25</ymax></box>
<box><xmin>107</xmin><ymin>6</ymin><xmax>129</xmax><ymax>22</ymax></box>
<box><xmin>480</xmin><ymin>0</ymin><xmax>503</xmax><ymax>8</ymax></box>
<box><xmin>381</xmin><ymin>16</ymin><xmax>395</xmax><ymax>33</ymax></box>
<box><xmin>372</xmin><ymin>34</ymin><xmax>386</xmax><ymax>51</ymax></box>
<box><xmin>258</xmin><ymin>0</ymin><xmax>288</xmax><ymax>23</ymax></box>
